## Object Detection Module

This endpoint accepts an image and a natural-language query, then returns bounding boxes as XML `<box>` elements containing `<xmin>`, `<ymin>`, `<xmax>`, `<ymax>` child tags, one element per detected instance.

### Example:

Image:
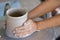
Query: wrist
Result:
<box><xmin>35</xmin><ymin>21</ymin><xmax>45</xmax><ymax>30</ymax></box>
<box><xmin>35</xmin><ymin>22</ymin><xmax>39</xmax><ymax>31</ymax></box>
<box><xmin>36</xmin><ymin>20</ymin><xmax>49</xmax><ymax>30</ymax></box>
<box><xmin>36</xmin><ymin>21</ymin><xmax>43</xmax><ymax>30</ymax></box>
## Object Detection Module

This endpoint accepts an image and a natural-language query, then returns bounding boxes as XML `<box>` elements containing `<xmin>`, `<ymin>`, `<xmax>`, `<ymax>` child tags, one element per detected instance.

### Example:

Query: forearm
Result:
<box><xmin>37</xmin><ymin>14</ymin><xmax>60</xmax><ymax>30</ymax></box>
<box><xmin>28</xmin><ymin>0</ymin><xmax>60</xmax><ymax>19</ymax></box>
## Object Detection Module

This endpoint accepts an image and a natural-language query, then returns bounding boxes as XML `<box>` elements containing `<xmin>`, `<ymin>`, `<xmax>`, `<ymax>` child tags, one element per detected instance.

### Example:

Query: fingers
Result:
<box><xmin>13</xmin><ymin>28</ymin><xmax>30</xmax><ymax>34</ymax></box>
<box><xmin>13</xmin><ymin>27</ymin><xmax>24</xmax><ymax>37</ymax></box>
<box><xmin>13</xmin><ymin>28</ymin><xmax>30</xmax><ymax>37</ymax></box>
<box><xmin>24</xmin><ymin>19</ymin><xmax>33</xmax><ymax>26</ymax></box>
<box><xmin>13</xmin><ymin>27</ymin><xmax>24</xmax><ymax>34</ymax></box>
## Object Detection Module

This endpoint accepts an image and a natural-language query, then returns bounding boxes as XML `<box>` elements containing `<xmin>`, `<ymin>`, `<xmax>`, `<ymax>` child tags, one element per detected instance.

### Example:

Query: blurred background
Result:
<box><xmin>0</xmin><ymin>0</ymin><xmax>40</xmax><ymax>16</ymax></box>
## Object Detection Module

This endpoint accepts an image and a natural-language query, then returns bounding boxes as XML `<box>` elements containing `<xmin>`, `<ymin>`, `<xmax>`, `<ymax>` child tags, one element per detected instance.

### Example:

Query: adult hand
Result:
<box><xmin>13</xmin><ymin>19</ymin><xmax>37</xmax><ymax>38</ymax></box>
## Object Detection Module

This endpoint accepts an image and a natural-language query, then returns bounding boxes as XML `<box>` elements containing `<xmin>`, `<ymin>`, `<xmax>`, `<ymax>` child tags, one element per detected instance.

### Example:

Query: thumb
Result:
<box><xmin>24</xmin><ymin>19</ymin><xmax>33</xmax><ymax>26</ymax></box>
